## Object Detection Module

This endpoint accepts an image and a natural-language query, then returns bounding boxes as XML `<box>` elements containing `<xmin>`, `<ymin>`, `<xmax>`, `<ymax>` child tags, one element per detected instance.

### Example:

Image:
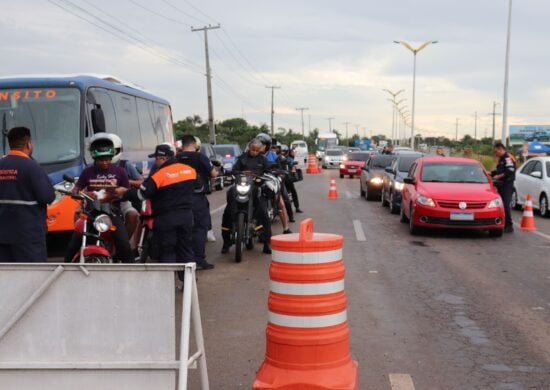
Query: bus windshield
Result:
<box><xmin>0</xmin><ymin>88</ymin><xmax>81</xmax><ymax>164</ymax></box>
<box><xmin>318</xmin><ymin>138</ymin><xmax>337</xmax><ymax>151</ymax></box>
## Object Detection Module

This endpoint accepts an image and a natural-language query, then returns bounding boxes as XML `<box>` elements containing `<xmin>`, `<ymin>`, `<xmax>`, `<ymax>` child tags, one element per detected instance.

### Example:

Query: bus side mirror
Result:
<box><xmin>91</xmin><ymin>106</ymin><xmax>106</xmax><ymax>133</ymax></box>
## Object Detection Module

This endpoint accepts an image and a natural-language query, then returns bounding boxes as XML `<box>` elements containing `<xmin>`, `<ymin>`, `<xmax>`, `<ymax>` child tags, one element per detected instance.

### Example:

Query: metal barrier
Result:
<box><xmin>0</xmin><ymin>263</ymin><xmax>209</xmax><ymax>390</ymax></box>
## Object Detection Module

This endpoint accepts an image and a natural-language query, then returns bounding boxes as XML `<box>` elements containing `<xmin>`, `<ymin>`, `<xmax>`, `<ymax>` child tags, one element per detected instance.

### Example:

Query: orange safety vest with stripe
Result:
<box><xmin>132</xmin><ymin>159</ymin><xmax>197</xmax><ymax>219</ymax></box>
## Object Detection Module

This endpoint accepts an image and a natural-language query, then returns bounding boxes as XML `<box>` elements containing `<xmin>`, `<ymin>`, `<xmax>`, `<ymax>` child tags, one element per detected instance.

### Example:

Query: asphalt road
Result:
<box><xmin>48</xmin><ymin>171</ymin><xmax>550</xmax><ymax>389</ymax></box>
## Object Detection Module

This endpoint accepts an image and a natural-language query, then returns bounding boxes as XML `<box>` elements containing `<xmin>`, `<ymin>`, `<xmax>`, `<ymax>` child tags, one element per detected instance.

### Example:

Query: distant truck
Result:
<box><xmin>290</xmin><ymin>140</ymin><xmax>309</xmax><ymax>168</ymax></box>
<box><xmin>315</xmin><ymin>133</ymin><xmax>339</xmax><ymax>161</ymax></box>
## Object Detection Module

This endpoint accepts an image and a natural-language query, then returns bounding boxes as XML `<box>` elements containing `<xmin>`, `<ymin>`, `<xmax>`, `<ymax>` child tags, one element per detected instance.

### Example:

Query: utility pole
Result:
<box><xmin>266</xmin><ymin>86</ymin><xmax>281</xmax><ymax>136</ymax></box>
<box><xmin>343</xmin><ymin>122</ymin><xmax>350</xmax><ymax>141</ymax></box>
<box><xmin>191</xmin><ymin>24</ymin><xmax>220</xmax><ymax>144</ymax></box>
<box><xmin>455</xmin><ymin>118</ymin><xmax>460</xmax><ymax>141</ymax></box>
<box><xmin>502</xmin><ymin>0</ymin><xmax>513</xmax><ymax>145</ymax></box>
<box><xmin>326</xmin><ymin>117</ymin><xmax>335</xmax><ymax>133</ymax></box>
<box><xmin>489</xmin><ymin>101</ymin><xmax>501</xmax><ymax>144</ymax></box>
<box><xmin>354</xmin><ymin>124</ymin><xmax>360</xmax><ymax>137</ymax></box>
<box><xmin>474</xmin><ymin>111</ymin><xmax>478</xmax><ymax>140</ymax></box>
<box><xmin>295</xmin><ymin>107</ymin><xmax>309</xmax><ymax>137</ymax></box>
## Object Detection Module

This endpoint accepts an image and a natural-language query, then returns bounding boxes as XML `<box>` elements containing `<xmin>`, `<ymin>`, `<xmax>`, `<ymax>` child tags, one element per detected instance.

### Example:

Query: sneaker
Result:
<box><xmin>289</xmin><ymin>218</ymin><xmax>296</xmax><ymax>223</ymax></box>
<box><xmin>504</xmin><ymin>225</ymin><xmax>514</xmax><ymax>233</ymax></box>
<box><xmin>198</xmin><ymin>262</ymin><xmax>215</xmax><ymax>270</ymax></box>
<box><xmin>207</xmin><ymin>230</ymin><xmax>217</xmax><ymax>242</ymax></box>
<box><xmin>283</xmin><ymin>229</ymin><xmax>293</xmax><ymax>234</ymax></box>
<box><xmin>295</xmin><ymin>208</ymin><xmax>304</xmax><ymax>213</ymax></box>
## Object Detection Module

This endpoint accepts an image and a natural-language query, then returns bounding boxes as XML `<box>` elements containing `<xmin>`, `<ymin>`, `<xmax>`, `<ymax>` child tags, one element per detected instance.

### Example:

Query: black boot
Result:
<box><xmin>221</xmin><ymin>229</ymin><xmax>232</xmax><ymax>253</ymax></box>
<box><xmin>263</xmin><ymin>242</ymin><xmax>272</xmax><ymax>254</ymax></box>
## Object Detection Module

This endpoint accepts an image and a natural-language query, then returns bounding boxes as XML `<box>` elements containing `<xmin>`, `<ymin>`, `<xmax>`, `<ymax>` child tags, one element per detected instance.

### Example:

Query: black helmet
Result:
<box><xmin>280</xmin><ymin>144</ymin><xmax>289</xmax><ymax>153</ymax></box>
<box><xmin>256</xmin><ymin>133</ymin><xmax>272</xmax><ymax>150</ymax></box>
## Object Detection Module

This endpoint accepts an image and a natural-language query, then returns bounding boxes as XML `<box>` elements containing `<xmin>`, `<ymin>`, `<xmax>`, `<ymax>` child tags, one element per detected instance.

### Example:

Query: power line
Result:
<box><xmin>128</xmin><ymin>0</ymin><xmax>192</xmax><ymax>27</ymax></box>
<box><xmin>160</xmin><ymin>0</ymin><xmax>210</xmax><ymax>25</ymax></box>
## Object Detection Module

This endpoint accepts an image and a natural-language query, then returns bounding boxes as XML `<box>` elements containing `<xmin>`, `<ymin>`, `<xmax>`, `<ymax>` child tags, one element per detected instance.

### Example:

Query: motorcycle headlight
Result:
<box><xmin>51</xmin><ymin>181</ymin><xmax>76</xmax><ymax>205</ymax></box>
<box><xmin>416</xmin><ymin>194</ymin><xmax>435</xmax><ymax>207</ymax></box>
<box><xmin>488</xmin><ymin>198</ymin><xmax>503</xmax><ymax>208</ymax></box>
<box><xmin>394</xmin><ymin>181</ymin><xmax>404</xmax><ymax>191</ymax></box>
<box><xmin>93</xmin><ymin>214</ymin><xmax>113</xmax><ymax>233</ymax></box>
<box><xmin>236</xmin><ymin>184</ymin><xmax>251</xmax><ymax>195</ymax></box>
<box><xmin>370</xmin><ymin>177</ymin><xmax>383</xmax><ymax>185</ymax></box>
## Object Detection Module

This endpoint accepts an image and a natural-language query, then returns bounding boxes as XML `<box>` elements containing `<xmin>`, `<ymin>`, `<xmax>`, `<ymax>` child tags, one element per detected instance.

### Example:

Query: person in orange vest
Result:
<box><xmin>0</xmin><ymin>127</ymin><xmax>55</xmax><ymax>262</ymax></box>
<box><xmin>120</xmin><ymin>144</ymin><xmax>197</xmax><ymax>266</ymax></box>
<box><xmin>491</xmin><ymin>142</ymin><xmax>516</xmax><ymax>233</ymax></box>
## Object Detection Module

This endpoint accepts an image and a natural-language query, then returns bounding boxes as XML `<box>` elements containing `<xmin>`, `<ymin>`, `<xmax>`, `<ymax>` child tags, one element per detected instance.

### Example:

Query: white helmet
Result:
<box><xmin>89</xmin><ymin>133</ymin><xmax>123</xmax><ymax>163</ymax></box>
<box><xmin>194</xmin><ymin>136</ymin><xmax>202</xmax><ymax>152</ymax></box>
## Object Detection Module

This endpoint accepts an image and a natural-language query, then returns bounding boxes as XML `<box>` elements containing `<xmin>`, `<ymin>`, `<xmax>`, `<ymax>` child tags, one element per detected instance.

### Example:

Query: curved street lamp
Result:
<box><xmin>383</xmin><ymin>89</ymin><xmax>405</xmax><ymax>142</ymax></box>
<box><xmin>394</xmin><ymin>40</ymin><xmax>438</xmax><ymax>150</ymax></box>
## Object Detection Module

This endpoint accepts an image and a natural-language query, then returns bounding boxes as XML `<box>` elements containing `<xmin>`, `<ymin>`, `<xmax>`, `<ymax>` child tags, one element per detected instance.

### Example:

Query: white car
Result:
<box><xmin>323</xmin><ymin>148</ymin><xmax>344</xmax><ymax>169</ymax></box>
<box><xmin>512</xmin><ymin>156</ymin><xmax>550</xmax><ymax>217</ymax></box>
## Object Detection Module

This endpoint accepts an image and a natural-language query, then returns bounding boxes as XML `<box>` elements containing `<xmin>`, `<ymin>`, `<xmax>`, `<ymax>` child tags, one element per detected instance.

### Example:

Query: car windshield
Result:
<box><xmin>421</xmin><ymin>162</ymin><xmax>488</xmax><ymax>183</ymax></box>
<box><xmin>371</xmin><ymin>155</ymin><xmax>396</xmax><ymax>168</ymax></box>
<box><xmin>0</xmin><ymin>87</ymin><xmax>81</xmax><ymax>164</ymax></box>
<box><xmin>326</xmin><ymin>149</ymin><xmax>343</xmax><ymax>156</ymax></box>
<box><xmin>398</xmin><ymin>156</ymin><xmax>422</xmax><ymax>172</ymax></box>
<box><xmin>213</xmin><ymin>146</ymin><xmax>236</xmax><ymax>156</ymax></box>
<box><xmin>347</xmin><ymin>152</ymin><xmax>370</xmax><ymax>161</ymax></box>
<box><xmin>293</xmin><ymin>142</ymin><xmax>306</xmax><ymax>148</ymax></box>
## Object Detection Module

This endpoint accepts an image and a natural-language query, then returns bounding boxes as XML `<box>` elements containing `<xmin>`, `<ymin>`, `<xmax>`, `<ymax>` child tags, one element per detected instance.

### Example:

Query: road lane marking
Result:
<box><xmin>389</xmin><ymin>373</ymin><xmax>416</xmax><ymax>390</ymax></box>
<box><xmin>353</xmin><ymin>220</ymin><xmax>366</xmax><ymax>241</ymax></box>
<box><xmin>513</xmin><ymin>218</ymin><xmax>550</xmax><ymax>240</ymax></box>
<box><xmin>211</xmin><ymin>204</ymin><xmax>227</xmax><ymax>215</ymax></box>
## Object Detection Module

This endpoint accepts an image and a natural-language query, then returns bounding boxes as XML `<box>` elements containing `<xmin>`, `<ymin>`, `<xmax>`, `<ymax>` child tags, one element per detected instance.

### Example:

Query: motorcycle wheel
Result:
<box><xmin>138</xmin><ymin>227</ymin><xmax>157</xmax><ymax>263</ymax></box>
<box><xmin>246</xmin><ymin>235</ymin><xmax>254</xmax><ymax>250</ymax></box>
<box><xmin>235</xmin><ymin>213</ymin><xmax>245</xmax><ymax>263</ymax></box>
<box><xmin>84</xmin><ymin>255</ymin><xmax>112</xmax><ymax>264</ymax></box>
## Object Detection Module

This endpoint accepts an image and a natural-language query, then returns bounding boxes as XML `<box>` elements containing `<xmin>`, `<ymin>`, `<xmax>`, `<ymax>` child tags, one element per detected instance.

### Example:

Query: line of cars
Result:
<box><xmin>352</xmin><ymin>150</ymin><xmax>506</xmax><ymax>237</ymax></box>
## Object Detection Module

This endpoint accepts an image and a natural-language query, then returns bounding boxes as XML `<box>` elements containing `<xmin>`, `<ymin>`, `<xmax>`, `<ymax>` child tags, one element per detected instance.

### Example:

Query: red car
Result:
<box><xmin>400</xmin><ymin>157</ymin><xmax>505</xmax><ymax>237</ymax></box>
<box><xmin>339</xmin><ymin>152</ymin><xmax>370</xmax><ymax>178</ymax></box>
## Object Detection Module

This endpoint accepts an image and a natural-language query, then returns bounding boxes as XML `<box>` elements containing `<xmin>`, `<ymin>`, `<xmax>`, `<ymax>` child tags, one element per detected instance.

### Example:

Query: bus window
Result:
<box><xmin>89</xmin><ymin>88</ymin><xmax>117</xmax><ymax>134</ymax></box>
<box><xmin>113</xmin><ymin>92</ymin><xmax>142</xmax><ymax>150</ymax></box>
<box><xmin>155</xmin><ymin>103</ymin><xmax>172</xmax><ymax>142</ymax></box>
<box><xmin>137</xmin><ymin>97</ymin><xmax>160</xmax><ymax>148</ymax></box>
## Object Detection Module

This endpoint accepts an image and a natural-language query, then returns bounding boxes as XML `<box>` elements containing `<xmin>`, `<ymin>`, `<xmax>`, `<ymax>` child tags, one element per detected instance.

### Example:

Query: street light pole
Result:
<box><xmin>342</xmin><ymin>122</ymin><xmax>350</xmax><ymax>141</ymax></box>
<box><xmin>394</xmin><ymin>40</ymin><xmax>438</xmax><ymax>150</ymax></box>
<box><xmin>501</xmin><ymin>0</ymin><xmax>513</xmax><ymax>145</ymax></box>
<box><xmin>383</xmin><ymin>89</ymin><xmax>404</xmax><ymax>143</ymax></box>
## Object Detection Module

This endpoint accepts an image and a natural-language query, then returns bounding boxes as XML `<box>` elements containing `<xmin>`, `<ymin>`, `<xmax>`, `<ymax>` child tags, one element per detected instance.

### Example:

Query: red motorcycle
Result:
<box><xmin>135</xmin><ymin>199</ymin><xmax>159</xmax><ymax>263</ymax></box>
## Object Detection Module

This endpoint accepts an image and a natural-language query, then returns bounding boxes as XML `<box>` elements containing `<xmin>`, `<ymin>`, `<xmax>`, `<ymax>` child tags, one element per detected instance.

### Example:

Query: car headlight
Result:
<box><xmin>370</xmin><ymin>177</ymin><xmax>383</xmax><ymax>185</ymax></box>
<box><xmin>394</xmin><ymin>181</ymin><xmax>404</xmax><ymax>191</ymax></box>
<box><xmin>339</xmin><ymin>164</ymin><xmax>345</xmax><ymax>169</ymax></box>
<box><xmin>325</xmin><ymin>156</ymin><xmax>330</xmax><ymax>162</ymax></box>
<box><xmin>416</xmin><ymin>194</ymin><xmax>435</xmax><ymax>207</ymax></box>
<box><xmin>342</xmin><ymin>156</ymin><xmax>348</xmax><ymax>161</ymax></box>
<box><xmin>236</xmin><ymin>184</ymin><xmax>251</xmax><ymax>195</ymax></box>
<box><xmin>93</xmin><ymin>214</ymin><xmax>113</xmax><ymax>233</ymax></box>
<box><xmin>488</xmin><ymin>198</ymin><xmax>503</xmax><ymax>208</ymax></box>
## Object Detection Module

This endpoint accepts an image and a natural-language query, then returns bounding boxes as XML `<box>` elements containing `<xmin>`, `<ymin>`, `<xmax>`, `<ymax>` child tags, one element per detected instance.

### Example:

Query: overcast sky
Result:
<box><xmin>2</xmin><ymin>0</ymin><xmax>549</xmax><ymax>140</ymax></box>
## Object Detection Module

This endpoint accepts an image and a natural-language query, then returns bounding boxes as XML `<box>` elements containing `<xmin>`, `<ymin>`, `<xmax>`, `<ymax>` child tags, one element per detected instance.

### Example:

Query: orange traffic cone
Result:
<box><xmin>306</xmin><ymin>154</ymin><xmax>319</xmax><ymax>174</ymax></box>
<box><xmin>253</xmin><ymin>219</ymin><xmax>358</xmax><ymax>390</ymax></box>
<box><xmin>328</xmin><ymin>177</ymin><xmax>338</xmax><ymax>199</ymax></box>
<box><xmin>520</xmin><ymin>194</ymin><xmax>537</xmax><ymax>231</ymax></box>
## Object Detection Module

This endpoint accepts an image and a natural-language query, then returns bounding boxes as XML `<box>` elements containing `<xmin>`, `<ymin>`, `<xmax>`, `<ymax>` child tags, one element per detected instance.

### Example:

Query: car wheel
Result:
<box><xmin>511</xmin><ymin>189</ymin><xmax>521</xmax><ymax>210</ymax></box>
<box><xmin>381</xmin><ymin>188</ymin><xmax>388</xmax><ymax>207</ymax></box>
<box><xmin>349</xmin><ymin>174</ymin><xmax>354</xmax><ymax>179</ymax></box>
<box><xmin>340</xmin><ymin>174</ymin><xmax>344</xmax><ymax>179</ymax></box>
<box><xmin>540</xmin><ymin>194</ymin><xmax>550</xmax><ymax>217</ymax></box>
<box><xmin>488</xmin><ymin>229</ymin><xmax>503</xmax><ymax>238</ymax></box>
<box><xmin>409</xmin><ymin>204</ymin><xmax>421</xmax><ymax>235</ymax></box>
<box><xmin>389</xmin><ymin>192</ymin><xmax>399</xmax><ymax>214</ymax></box>
<box><xmin>400</xmin><ymin>202</ymin><xmax>409</xmax><ymax>223</ymax></box>
<box><xmin>360</xmin><ymin>182</ymin><xmax>365</xmax><ymax>197</ymax></box>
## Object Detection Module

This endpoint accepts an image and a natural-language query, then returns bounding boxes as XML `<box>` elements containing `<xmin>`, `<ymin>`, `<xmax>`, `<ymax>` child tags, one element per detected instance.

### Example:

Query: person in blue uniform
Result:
<box><xmin>491</xmin><ymin>142</ymin><xmax>516</xmax><ymax>233</ymax></box>
<box><xmin>177</xmin><ymin>135</ymin><xmax>217</xmax><ymax>270</ymax></box>
<box><xmin>0</xmin><ymin>126</ymin><xmax>55</xmax><ymax>262</ymax></box>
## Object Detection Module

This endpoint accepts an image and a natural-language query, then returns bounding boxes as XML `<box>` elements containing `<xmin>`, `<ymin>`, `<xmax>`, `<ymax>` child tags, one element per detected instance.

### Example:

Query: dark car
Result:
<box><xmin>200</xmin><ymin>143</ymin><xmax>225</xmax><ymax>193</ymax></box>
<box><xmin>526</xmin><ymin>131</ymin><xmax>550</xmax><ymax>142</ymax></box>
<box><xmin>213</xmin><ymin>144</ymin><xmax>242</xmax><ymax>183</ymax></box>
<box><xmin>360</xmin><ymin>154</ymin><xmax>396</xmax><ymax>200</ymax></box>
<box><xmin>381</xmin><ymin>152</ymin><xmax>424</xmax><ymax>214</ymax></box>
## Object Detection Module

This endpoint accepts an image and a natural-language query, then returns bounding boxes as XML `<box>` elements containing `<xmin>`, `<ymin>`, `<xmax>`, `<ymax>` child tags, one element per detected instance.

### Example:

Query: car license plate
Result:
<box><xmin>450</xmin><ymin>212</ymin><xmax>474</xmax><ymax>221</ymax></box>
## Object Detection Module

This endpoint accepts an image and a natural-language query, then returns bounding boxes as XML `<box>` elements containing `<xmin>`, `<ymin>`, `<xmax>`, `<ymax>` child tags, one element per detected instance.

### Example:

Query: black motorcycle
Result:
<box><xmin>231</xmin><ymin>173</ymin><xmax>261</xmax><ymax>263</ymax></box>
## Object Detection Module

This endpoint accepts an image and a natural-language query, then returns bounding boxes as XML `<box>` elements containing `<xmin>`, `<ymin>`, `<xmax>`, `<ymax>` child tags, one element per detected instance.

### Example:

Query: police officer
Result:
<box><xmin>221</xmin><ymin>138</ymin><xmax>272</xmax><ymax>254</ymax></box>
<box><xmin>491</xmin><ymin>142</ymin><xmax>516</xmax><ymax>233</ymax></box>
<box><xmin>177</xmin><ymin>135</ymin><xmax>216</xmax><ymax>270</ymax></box>
<box><xmin>121</xmin><ymin>144</ymin><xmax>197</xmax><ymax>268</ymax></box>
<box><xmin>0</xmin><ymin>127</ymin><xmax>55</xmax><ymax>262</ymax></box>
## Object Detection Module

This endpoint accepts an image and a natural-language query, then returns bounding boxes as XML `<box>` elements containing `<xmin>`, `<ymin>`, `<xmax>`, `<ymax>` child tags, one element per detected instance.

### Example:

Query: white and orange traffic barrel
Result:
<box><xmin>328</xmin><ymin>177</ymin><xmax>338</xmax><ymax>199</ymax></box>
<box><xmin>520</xmin><ymin>194</ymin><xmax>537</xmax><ymax>231</ymax></box>
<box><xmin>306</xmin><ymin>154</ymin><xmax>320</xmax><ymax>174</ymax></box>
<box><xmin>253</xmin><ymin>218</ymin><xmax>358</xmax><ymax>390</ymax></box>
